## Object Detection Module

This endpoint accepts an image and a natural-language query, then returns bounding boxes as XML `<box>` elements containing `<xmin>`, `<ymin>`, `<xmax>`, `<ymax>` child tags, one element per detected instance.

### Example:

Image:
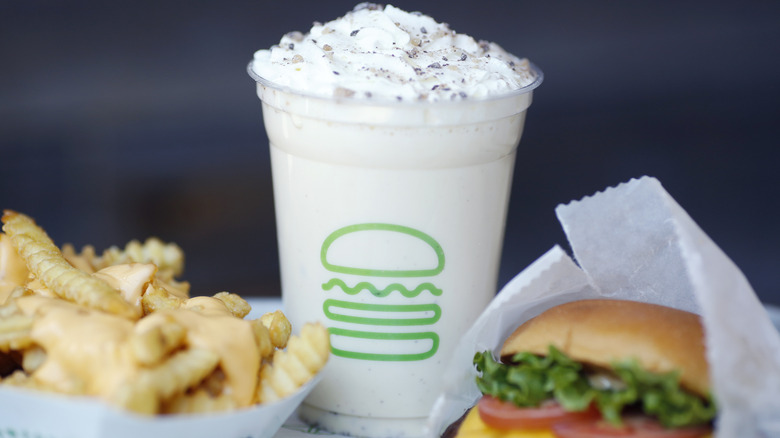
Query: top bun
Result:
<box><xmin>500</xmin><ymin>299</ymin><xmax>709</xmax><ymax>397</ymax></box>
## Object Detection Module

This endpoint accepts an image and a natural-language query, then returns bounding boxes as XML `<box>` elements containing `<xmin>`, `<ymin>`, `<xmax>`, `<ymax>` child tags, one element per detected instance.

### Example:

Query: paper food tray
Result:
<box><xmin>0</xmin><ymin>373</ymin><xmax>322</xmax><ymax>438</ymax></box>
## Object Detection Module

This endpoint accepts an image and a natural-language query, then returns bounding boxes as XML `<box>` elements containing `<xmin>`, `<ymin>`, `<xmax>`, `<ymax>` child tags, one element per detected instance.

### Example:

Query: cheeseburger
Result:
<box><xmin>450</xmin><ymin>299</ymin><xmax>716</xmax><ymax>438</ymax></box>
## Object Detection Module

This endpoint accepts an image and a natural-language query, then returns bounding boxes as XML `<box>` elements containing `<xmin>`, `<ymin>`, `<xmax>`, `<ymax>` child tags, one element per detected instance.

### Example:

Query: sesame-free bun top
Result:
<box><xmin>500</xmin><ymin>299</ymin><xmax>710</xmax><ymax>397</ymax></box>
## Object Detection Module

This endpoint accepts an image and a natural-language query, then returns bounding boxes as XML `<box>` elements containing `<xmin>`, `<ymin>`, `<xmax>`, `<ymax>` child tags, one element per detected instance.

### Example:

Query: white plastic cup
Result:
<box><xmin>249</xmin><ymin>63</ymin><xmax>541</xmax><ymax>437</ymax></box>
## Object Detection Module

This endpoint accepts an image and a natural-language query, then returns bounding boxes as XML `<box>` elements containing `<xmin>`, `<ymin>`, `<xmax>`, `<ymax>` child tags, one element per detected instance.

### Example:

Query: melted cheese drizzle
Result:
<box><xmin>16</xmin><ymin>295</ymin><xmax>136</xmax><ymax>397</ymax></box>
<box><xmin>15</xmin><ymin>264</ymin><xmax>260</xmax><ymax>407</ymax></box>
<box><xmin>139</xmin><ymin>296</ymin><xmax>260</xmax><ymax>405</ymax></box>
<box><xmin>93</xmin><ymin>263</ymin><xmax>157</xmax><ymax>313</ymax></box>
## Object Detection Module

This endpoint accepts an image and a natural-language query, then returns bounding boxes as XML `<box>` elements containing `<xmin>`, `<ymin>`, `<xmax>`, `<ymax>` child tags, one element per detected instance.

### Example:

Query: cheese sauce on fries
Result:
<box><xmin>16</xmin><ymin>295</ymin><xmax>137</xmax><ymax>397</ymax></box>
<box><xmin>154</xmin><ymin>297</ymin><xmax>261</xmax><ymax>406</ymax></box>
<box><xmin>94</xmin><ymin>263</ymin><xmax>159</xmax><ymax>313</ymax></box>
<box><xmin>0</xmin><ymin>210</ymin><xmax>330</xmax><ymax>415</ymax></box>
<box><xmin>11</xmin><ymin>263</ymin><xmax>261</xmax><ymax>409</ymax></box>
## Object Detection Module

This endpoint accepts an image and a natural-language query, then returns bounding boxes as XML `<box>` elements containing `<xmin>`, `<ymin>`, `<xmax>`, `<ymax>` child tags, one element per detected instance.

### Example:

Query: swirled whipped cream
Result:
<box><xmin>250</xmin><ymin>3</ymin><xmax>538</xmax><ymax>102</ymax></box>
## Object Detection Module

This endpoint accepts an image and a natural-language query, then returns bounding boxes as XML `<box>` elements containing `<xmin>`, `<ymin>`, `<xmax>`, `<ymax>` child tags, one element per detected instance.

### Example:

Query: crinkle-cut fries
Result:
<box><xmin>0</xmin><ymin>210</ymin><xmax>328</xmax><ymax>415</ymax></box>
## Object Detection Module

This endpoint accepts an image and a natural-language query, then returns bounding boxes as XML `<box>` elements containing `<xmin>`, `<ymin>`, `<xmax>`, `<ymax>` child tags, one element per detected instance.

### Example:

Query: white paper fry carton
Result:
<box><xmin>425</xmin><ymin>176</ymin><xmax>780</xmax><ymax>438</ymax></box>
<box><xmin>0</xmin><ymin>373</ymin><xmax>321</xmax><ymax>438</ymax></box>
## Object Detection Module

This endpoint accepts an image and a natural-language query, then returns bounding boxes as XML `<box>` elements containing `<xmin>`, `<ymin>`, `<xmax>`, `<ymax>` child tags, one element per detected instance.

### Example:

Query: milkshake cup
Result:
<box><xmin>248</xmin><ymin>4</ymin><xmax>542</xmax><ymax>437</ymax></box>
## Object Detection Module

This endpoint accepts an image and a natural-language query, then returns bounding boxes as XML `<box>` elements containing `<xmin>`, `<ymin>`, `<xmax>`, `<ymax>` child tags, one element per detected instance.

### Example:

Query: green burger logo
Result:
<box><xmin>320</xmin><ymin>223</ymin><xmax>445</xmax><ymax>361</ymax></box>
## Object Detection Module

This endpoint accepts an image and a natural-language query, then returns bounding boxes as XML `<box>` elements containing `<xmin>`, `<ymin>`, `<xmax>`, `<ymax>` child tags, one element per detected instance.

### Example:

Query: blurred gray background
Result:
<box><xmin>1</xmin><ymin>1</ymin><xmax>779</xmax><ymax>304</ymax></box>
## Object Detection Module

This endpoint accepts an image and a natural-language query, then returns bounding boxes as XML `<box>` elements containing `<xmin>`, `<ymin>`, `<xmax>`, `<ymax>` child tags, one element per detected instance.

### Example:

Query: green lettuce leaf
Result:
<box><xmin>473</xmin><ymin>347</ymin><xmax>716</xmax><ymax>428</ymax></box>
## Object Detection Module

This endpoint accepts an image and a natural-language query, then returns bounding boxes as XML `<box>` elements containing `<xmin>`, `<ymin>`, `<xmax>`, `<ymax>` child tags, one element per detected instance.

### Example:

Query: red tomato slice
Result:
<box><xmin>552</xmin><ymin>415</ymin><xmax>712</xmax><ymax>438</ymax></box>
<box><xmin>477</xmin><ymin>395</ymin><xmax>600</xmax><ymax>430</ymax></box>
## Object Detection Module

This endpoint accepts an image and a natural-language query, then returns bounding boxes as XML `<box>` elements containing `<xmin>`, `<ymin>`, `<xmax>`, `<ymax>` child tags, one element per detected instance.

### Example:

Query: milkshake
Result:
<box><xmin>249</xmin><ymin>4</ymin><xmax>541</xmax><ymax>436</ymax></box>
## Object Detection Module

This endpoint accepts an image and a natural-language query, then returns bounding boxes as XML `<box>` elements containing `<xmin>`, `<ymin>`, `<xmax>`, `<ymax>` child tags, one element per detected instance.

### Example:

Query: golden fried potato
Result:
<box><xmin>199</xmin><ymin>366</ymin><xmax>227</xmax><ymax>397</ymax></box>
<box><xmin>1</xmin><ymin>211</ymin><xmax>139</xmax><ymax>319</ymax></box>
<box><xmin>0</xmin><ymin>233</ymin><xmax>29</xmax><ymax>303</ymax></box>
<box><xmin>101</xmin><ymin>238</ymin><xmax>184</xmax><ymax>279</ymax></box>
<box><xmin>0</xmin><ymin>313</ymin><xmax>34</xmax><ymax>352</ymax></box>
<box><xmin>61</xmin><ymin>243</ymin><xmax>99</xmax><ymax>274</ymax></box>
<box><xmin>161</xmin><ymin>368</ymin><xmax>237</xmax><ymax>414</ymax></box>
<box><xmin>130</xmin><ymin>317</ymin><xmax>186</xmax><ymax>366</ymax></box>
<box><xmin>158</xmin><ymin>278</ymin><xmax>190</xmax><ymax>299</ymax></box>
<box><xmin>114</xmin><ymin>348</ymin><xmax>220</xmax><ymax>415</ymax></box>
<box><xmin>1</xmin><ymin>370</ymin><xmax>34</xmax><ymax>387</ymax></box>
<box><xmin>164</xmin><ymin>387</ymin><xmax>237</xmax><ymax>414</ymax></box>
<box><xmin>0</xmin><ymin>297</ymin><xmax>35</xmax><ymax>361</ymax></box>
<box><xmin>260</xmin><ymin>310</ymin><xmax>292</xmax><ymax>349</ymax></box>
<box><xmin>213</xmin><ymin>291</ymin><xmax>252</xmax><ymax>319</ymax></box>
<box><xmin>0</xmin><ymin>294</ymin><xmax>23</xmax><ymax>318</ymax></box>
<box><xmin>251</xmin><ymin>319</ymin><xmax>274</xmax><ymax>359</ymax></box>
<box><xmin>141</xmin><ymin>284</ymin><xmax>185</xmax><ymax>315</ymax></box>
<box><xmin>21</xmin><ymin>346</ymin><xmax>46</xmax><ymax>373</ymax></box>
<box><xmin>256</xmin><ymin>322</ymin><xmax>329</xmax><ymax>404</ymax></box>
<box><xmin>63</xmin><ymin>239</ymin><xmax>190</xmax><ymax>298</ymax></box>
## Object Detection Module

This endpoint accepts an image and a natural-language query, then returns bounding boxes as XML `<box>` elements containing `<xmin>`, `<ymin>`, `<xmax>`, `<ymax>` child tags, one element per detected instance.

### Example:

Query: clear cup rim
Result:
<box><xmin>246</xmin><ymin>60</ymin><xmax>543</xmax><ymax>107</ymax></box>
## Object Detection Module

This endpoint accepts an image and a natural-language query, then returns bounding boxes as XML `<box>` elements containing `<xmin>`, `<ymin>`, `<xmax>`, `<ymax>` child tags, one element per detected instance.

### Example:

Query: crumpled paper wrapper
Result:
<box><xmin>0</xmin><ymin>374</ymin><xmax>321</xmax><ymax>438</ymax></box>
<box><xmin>425</xmin><ymin>176</ymin><xmax>780</xmax><ymax>438</ymax></box>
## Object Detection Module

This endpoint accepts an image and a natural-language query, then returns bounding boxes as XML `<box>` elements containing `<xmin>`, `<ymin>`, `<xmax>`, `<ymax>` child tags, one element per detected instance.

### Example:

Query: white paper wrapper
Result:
<box><xmin>425</xmin><ymin>176</ymin><xmax>780</xmax><ymax>438</ymax></box>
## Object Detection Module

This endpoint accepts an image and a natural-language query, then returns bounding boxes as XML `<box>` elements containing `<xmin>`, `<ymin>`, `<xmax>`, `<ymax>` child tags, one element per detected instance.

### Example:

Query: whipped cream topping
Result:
<box><xmin>250</xmin><ymin>3</ymin><xmax>538</xmax><ymax>102</ymax></box>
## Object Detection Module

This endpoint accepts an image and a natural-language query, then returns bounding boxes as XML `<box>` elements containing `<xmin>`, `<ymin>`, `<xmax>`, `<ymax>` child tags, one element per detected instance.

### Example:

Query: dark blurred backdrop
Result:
<box><xmin>1</xmin><ymin>1</ymin><xmax>779</xmax><ymax>303</ymax></box>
